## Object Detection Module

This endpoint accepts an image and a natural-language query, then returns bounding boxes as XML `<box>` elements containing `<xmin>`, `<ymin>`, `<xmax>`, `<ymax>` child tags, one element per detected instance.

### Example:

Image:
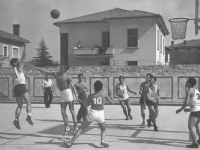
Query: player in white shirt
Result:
<box><xmin>176</xmin><ymin>77</ymin><xmax>200</xmax><ymax>148</ymax></box>
<box><xmin>116</xmin><ymin>76</ymin><xmax>137</xmax><ymax>120</ymax></box>
<box><xmin>10</xmin><ymin>43</ymin><xmax>33</xmax><ymax>129</ymax></box>
<box><xmin>42</xmin><ymin>74</ymin><xmax>54</xmax><ymax>108</ymax></box>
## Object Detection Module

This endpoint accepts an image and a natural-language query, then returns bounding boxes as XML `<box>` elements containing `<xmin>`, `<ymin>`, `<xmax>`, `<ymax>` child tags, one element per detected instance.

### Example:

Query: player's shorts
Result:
<box><xmin>14</xmin><ymin>84</ymin><xmax>28</xmax><ymax>97</ymax></box>
<box><xmin>190</xmin><ymin>111</ymin><xmax>200</xmax><ymax>118</ymax></box>
<box><xmin>60</xmin><ymin>89</ymin><xmax>74</xmax><ymax>103</ymax></box>
<box><xmin>86</xmin><ymin>109</ymin><xmax>105</xmax><ymax>123</ymax></box>
<box><xmin>146</xmin><ymin>100</ymin><xmax>158</xmax><ymax>109</ymax></box>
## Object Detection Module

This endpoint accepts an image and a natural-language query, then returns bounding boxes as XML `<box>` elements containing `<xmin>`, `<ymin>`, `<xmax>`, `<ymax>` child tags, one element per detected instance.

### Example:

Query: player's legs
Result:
<box><xmin>48</xmin><ymin>89</ymin><xmax>53</xmax><ymax>107</ymax></box>
<box><xmin>119</xmin><ymin>100</ymin><xmax>128</xmax><ymax>120</ymax></box>
<box><xmin>60</xmin><ymin>102</ymin><xmax>68</xmax><ymax>125</ymax></box>
<box><xmin>195</xmin><ymin>118</ymin><xmax>200</xmax><ymax>144</ymax></box>
<box><xmin>64</xmin><ymin>118</ymin><xmax>92</xmax><ymax>148</ymax></box>
<box><xmin>98</xmin><ymin>122</ymin><xmax>109</xmax><ymax>147</ymax></box>
<box><xmin>15</xmin><ymin>96</ymin><xmax>23</xmax><ymax>120</ymax></box>
<box><xmin>13</xmin><ymin>96</ymin><xmax>23</xmax><ymax>129</ymax></box>
<box><xmin>22</xmin><ymin>92</ymin><xmax>33</xmax><ymax>125</ymax></box>
<box><xmin>147</xmin><ymin>105</ymin><xmax>158</xmax><ymax>131</ymax></box>
<box><xmin>187</xmin><ymin>114</ymin><xmax>199</xmax><ymax>148</ymax></box>
<box><xmin>125</xmin><ymin>99</ymin><xmax>132</xmax><ymax>119</ymax></box>
<box><xmin>68</xmin><ymin>101</ymin><xmax>78</xmax><ymax>133</ymax></box>
<box><xmin>22</xmin><ymin>92</ymin><xmax>31</xmax><ymax>115</ymax></box>
<box><xmin>43</xmin><ymin>90</ymin><xmax>48</xmax><ymax>108</ymax></box>
<box><xmin>140</xmin><ymin>104</ymin><xmax>145</xmax><ymax>126</ymax></box>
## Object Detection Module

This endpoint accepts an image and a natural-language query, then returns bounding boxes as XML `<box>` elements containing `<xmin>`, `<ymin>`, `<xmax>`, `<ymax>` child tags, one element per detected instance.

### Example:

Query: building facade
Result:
<box><xmin>169</xmin><ymin>40</ymin><xmax>200</xmax><ymax>65</ymax></box>
<box><xmin>0</xmin><ymin>24</ymin><xmax>30</xmax><ymax>68</ymax></box>
<box><xmin>54</xmin><ymin>8</ymin><xmax>169</xmax><ymax>66</ymax></box>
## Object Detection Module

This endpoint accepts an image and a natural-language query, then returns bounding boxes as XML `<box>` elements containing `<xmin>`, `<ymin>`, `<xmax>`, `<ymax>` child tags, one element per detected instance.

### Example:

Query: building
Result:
<box><xmin>54</xmin><ymin>8</ymin><xmax>169</xmax><ymax>66</ymax></box>
<box><xmin>169</xmin><ymin>40</ymin><xmax>200</xmax><ymax>64</ymax></box>
<box><xmin>0</xmin><ymin>24</ymin><xmax>30</xmax><ymax>68</ymax></box>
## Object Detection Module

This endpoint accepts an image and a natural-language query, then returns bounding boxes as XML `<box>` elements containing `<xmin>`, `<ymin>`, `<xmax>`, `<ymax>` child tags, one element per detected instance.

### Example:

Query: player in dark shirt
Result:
<box><xmin>64</xmin><ymin>80</ymin><xmax>114</xmax><ymax>148</ymax></box>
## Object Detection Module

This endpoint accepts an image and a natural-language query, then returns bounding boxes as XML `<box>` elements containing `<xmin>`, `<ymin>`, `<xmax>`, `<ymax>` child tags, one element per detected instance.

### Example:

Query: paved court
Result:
<box><xmin>0</xmin><ymin>103</ymin><xmax>195</xmax><ymax>150</ymax></box>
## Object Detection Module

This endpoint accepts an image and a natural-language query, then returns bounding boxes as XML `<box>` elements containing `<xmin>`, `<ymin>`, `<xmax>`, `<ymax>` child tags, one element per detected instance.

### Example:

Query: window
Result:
<box><xmin>160</xmin><ymin>35</ymin><xmax>162</xmax><ymax>53</ymax></box>
<box><xmin>127</xmin><ymin>61</ymin><xmax>138</xmax><ymax>66</ymax></box>
<box><xmin>163</xmin><ymin>39</ymin><xmax>165</xmax><ymax>55</ymax></box>
<box><xmin>102</xmin><ymin>32</ymin><xmax>110</xmax><ymax>49</ymax></box>
<box><xmin>12</xmin><ymin>46</ymin><xmax>19</xmax><ymax>58</ymax></box>
<box><xmin>157</xmin><ymin>30</ymin><xmax>159</xmax><ymax>50</ymax></box>
<box><xmin>3</xmin><ymin>45</ymin><xmax>8</xmax><ymax>57</ymax></box>
<box><xmin>127</xmin><ymin>29</ymin><xmax>138</xmax><ymax>47</ymax></box>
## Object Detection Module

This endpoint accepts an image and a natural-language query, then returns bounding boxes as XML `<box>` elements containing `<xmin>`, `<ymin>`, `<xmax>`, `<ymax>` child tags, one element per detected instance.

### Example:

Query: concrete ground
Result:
<box><xmin>0</xmin><ymin>103</ymin><xmax>197</xmax><ymax>150</ymax></box>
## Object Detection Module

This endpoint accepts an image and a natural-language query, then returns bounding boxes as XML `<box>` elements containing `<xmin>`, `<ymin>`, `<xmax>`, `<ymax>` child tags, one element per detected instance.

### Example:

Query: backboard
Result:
<box><xmin>195</xmin><ymin>0</ymin><xmax>200</xmax><ymax>35</ymax></box>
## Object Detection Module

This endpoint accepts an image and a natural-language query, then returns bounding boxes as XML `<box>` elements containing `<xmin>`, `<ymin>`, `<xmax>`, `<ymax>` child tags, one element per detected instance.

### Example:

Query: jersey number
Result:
<box><xmin>196</xmin><ymin>93</ymin><xmax>200</xmax><ymax>100</ymax></box>
<box><xmin>151</xmin><ymin>93</ymin><xmax>156</xmax><ymax>97</ymax></box>
<box><xmin>93</xmin><ymin>97</ymin><xmax>102</xmax><ymax>104</ymax></box>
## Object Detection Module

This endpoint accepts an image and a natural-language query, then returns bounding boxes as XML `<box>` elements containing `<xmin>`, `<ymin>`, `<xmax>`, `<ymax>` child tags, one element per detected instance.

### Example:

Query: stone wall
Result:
<box><xmin>1</xmin><ymin>65</ymin><xmax>200</xmax><ymax>104</ymax></box>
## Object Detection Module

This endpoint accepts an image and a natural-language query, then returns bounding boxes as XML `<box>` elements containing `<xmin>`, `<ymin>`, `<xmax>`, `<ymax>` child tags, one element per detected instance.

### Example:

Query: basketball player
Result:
<box><xmin>176</xmin><ymin>77</ymin><xmax>200</xmax><ymax>148</ymax></box>
<box><xmin>139</xmin><ymin>73</ymin><xmax>152</xmax><ymax>127</ymax></box>
<box><xmin>64</xmin><ymin>80</ymin><xmax>114</xmax><ymax>148</ymax></box>
<box><xmin>116</xmin><ymin>76</ymin><xmax>137</xmax><ymax>120</ymax></box>
<box><xmin>143</xmin><ymin>76</ymin><xmax>160</xmax><ymax>131</ymax></box>
<box><xmin>10</xmin><ymin>43</ymin><xmax>33</xmax><ymax>129</ymax></box>
<box><xmin>74</xmin><ymin>74</ymin><xmax>88</xmax><ymax>123</ymax></box>
<box><xmin>33</xmin><ymin>65</ymin><xmax>79</xmax><ymax>135</ymax></box>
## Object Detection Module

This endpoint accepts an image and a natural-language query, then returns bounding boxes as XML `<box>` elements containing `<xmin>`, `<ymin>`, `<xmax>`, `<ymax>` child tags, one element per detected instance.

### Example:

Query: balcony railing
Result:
<box><xmin>73</xmin><ymin>46</ymin><xmax>114</xmax><ymax>58</ymax></box>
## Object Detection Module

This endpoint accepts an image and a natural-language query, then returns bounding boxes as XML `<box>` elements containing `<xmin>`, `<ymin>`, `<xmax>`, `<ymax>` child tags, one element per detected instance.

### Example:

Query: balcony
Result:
<box><xmin>73</xmin><ymin>46</ymin><xmax>114</xmax><ymax>58</ymax></box>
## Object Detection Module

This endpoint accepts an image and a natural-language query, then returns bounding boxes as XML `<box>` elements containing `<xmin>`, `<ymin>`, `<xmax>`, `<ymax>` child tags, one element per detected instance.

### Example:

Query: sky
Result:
<box><xmin>0</xmin><ymin>0</ymin><xmax>199</xmax><ymax>62</ymax></box>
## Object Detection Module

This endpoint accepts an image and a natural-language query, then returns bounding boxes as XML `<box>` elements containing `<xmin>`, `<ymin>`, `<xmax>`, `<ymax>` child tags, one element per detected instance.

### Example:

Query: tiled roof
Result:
<box><xmin>0</xmin><ymin>29</ymin><xmax>30</xmax><ymax>43</ymax></box>
<box><xmin>54</xmin><ymin>8</ymin><xmax>169</xmax><ymax>35</ymax></box>
<box><xmin>54</xmin><ymin>8</ymin><xmax>129</xmax><ymax>24</ymax></box>
<box><xmin>169</xmin><ymin>39</ymin><xmax>200</xmax><ymax>48</ymax></box>
<box><xmin>54</xmin><ymin>8</ymin><xmax>162</xmax><ymax>24</ymax></box>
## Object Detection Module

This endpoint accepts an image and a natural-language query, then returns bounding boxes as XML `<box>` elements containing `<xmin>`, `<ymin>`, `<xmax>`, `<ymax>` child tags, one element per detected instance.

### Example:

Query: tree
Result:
<box><xmin>33</xmin><ymin>37</ymin><xmax>55</xmax><ymax>66</ymax></box>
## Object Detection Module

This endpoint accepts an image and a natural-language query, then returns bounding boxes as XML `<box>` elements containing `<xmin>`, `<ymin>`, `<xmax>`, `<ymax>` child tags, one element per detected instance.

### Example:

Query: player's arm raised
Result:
<box><xmin>17</xmin><ymin>43</ymin><xmax>26</xmax><ymax>72</ymax></box>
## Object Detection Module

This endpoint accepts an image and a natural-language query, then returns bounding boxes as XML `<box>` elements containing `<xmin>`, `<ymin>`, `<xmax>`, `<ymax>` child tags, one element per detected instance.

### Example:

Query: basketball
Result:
<box><xmin>50</xmin><ymin>9</ymin><xmax>60</xmax><ymax>19</ymax></box>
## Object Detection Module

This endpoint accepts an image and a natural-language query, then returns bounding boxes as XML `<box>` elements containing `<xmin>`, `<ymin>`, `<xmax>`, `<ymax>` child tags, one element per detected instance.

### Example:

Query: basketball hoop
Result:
<box><xmin>169</xmin><ymin>18</ymin><xmax>189</xmax><ymax>40</ymax></box>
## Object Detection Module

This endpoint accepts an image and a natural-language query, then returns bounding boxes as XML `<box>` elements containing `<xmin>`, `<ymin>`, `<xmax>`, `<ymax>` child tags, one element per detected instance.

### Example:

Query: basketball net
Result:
<box><xmin>169</xmin><ymin>18</ymin><xmax>189</xmax><ymax>40</ymax></box>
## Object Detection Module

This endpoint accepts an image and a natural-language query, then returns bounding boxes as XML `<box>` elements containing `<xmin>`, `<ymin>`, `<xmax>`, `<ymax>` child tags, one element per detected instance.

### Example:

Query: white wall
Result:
<box><xmin>60</xmin><ymin>23</ymin><xmax>110</xmax><ymax>66</ymax></box>
<box><xmin>59</xmin><ymin>18</ymin><xmax>166</xmax><ymax>66</ymax></box>
<box><xmin>108</xmin><ymin>18</ymin><xmax>157</xmax><ymax>66</ymax></box>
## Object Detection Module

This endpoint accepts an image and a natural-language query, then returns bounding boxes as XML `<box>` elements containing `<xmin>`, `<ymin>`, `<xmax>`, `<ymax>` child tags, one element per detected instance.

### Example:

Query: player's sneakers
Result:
<box><xmin>186</xmin><ymin>143</ymin><xmax>199</xmax><ymax>148</ymax></box>
<box><xmin>13</xmin><ymin>120</ymin><xmax>21</xmax><ymax>129</ymax></box>
<box><xmin>64</xmin><ymin>141</ymin><xmax>73</xmax><ymax>148</ymax></box>
<box><xmin>126</xmin><ymin>116</ymin><xmax>129</xmax><ymax>120</ymax></box>
<box><xmin>147</xmin><ymin>119</ymin><xmax>152</xmax><ymax>127</ymax></box>
<box><xmin>26</xmin><ymin>116</ymin><xmax>34</xmax><ymax>125</ymax></box>
<box><xmin>100</xmin><ymin>141</ymin><xmax>109</xmax><ymax>147</ymax></box>
<box><xmin>154</xmin><ymin>125</ymin><xmax>158</xmax><ymax>131</ymax></box>
<box><xmin>63</xmin><ymin>126</ymin><xmax>71</xmax><ymax>136</ymax></box>
<box><xmin>141</xmin><ymin>121</ymin><xmax>145</xmax><ymax>128</ymax></box>
<box><xmin>73</xmin><ymin>126</ymin><xmax>79</xmax><ymax>134</ymax></box>
<box><xmin>128</xmin><ymin>114</ymin><xmax>133</xmax><ymax>120</ymax></box>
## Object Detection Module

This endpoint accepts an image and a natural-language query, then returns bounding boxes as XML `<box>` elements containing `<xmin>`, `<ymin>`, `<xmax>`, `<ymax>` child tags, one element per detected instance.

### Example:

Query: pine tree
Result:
<box><xmin>33</xmin><ymin>37</ymin><xmax>53</xmax><ymax>66</ymax></box>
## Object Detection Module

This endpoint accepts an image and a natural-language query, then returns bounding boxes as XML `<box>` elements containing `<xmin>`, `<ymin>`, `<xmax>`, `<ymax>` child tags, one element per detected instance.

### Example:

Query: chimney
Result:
<box><xmin>171</xmin><ymin>41</ymin><xmax>174</xmax><ymax>46</ymax></box>
<box><xmin>184</xmin><ymin>40</ymin><xmax>187</xmax><ymax>45</ymax></box>
<box><xmin>13</xmin><ymin>24</ymin><xmax>20</xmax><ymax>36</ymax></box>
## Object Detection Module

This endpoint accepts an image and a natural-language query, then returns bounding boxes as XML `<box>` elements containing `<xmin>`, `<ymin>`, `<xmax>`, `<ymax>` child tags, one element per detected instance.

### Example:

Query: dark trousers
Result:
<box><xmin>44</xmin><ymin>87</ymin><xmax>53</xmax><ymax>108</ymax></box>
<box><xmin>77</xmin><ymin>92</ymin><xmax>87</xmax><ymax>120</ymax></box>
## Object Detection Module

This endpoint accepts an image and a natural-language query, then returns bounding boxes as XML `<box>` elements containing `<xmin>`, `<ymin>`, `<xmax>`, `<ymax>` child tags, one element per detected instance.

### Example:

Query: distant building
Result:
<box><xmin>168</xmin><ymin>40</ymin><xmax>200</xmax><ymax>64</ymax></box>
<box><xmin>54</xmin><ymin>8</ymin><xmax>169</xmax><ymax>66</ymax></box>
<box><xmin>0</xmin><ymin>24</ymin><xmax>30</xmax><ymax>68</ymax></box>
